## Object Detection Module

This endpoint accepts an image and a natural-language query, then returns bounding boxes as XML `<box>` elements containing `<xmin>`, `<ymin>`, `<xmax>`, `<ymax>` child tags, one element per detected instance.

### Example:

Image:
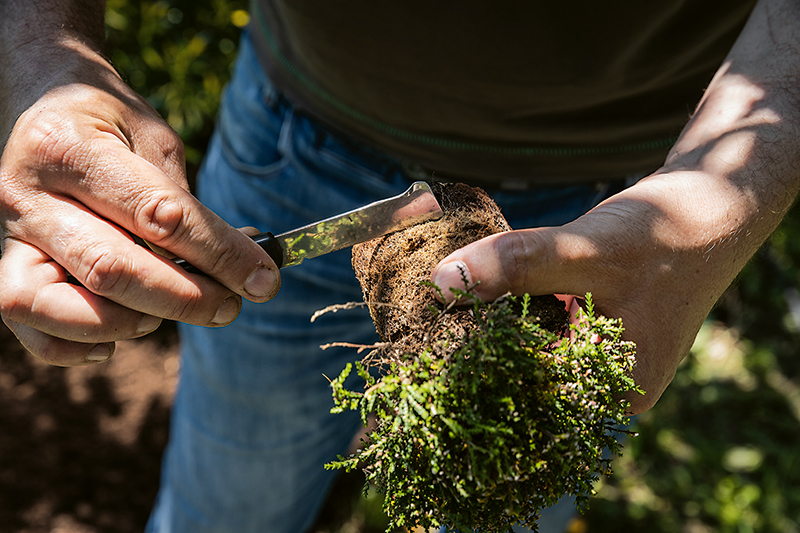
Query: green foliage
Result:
<box><xmin>327</xmin><ymin>293</ymin><xmax>640</xmax><ymax>532</ymax></box>
<box><xmin>105</xmin><ymin>0</ymin><xmax>248</xmax><ymax>166</ymax></box>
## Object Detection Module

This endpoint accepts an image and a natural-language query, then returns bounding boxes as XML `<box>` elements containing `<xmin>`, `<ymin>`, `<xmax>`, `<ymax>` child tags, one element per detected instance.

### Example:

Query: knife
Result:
<box><xmin>174</xmin><ymin>181</ymin><xmax>443</xmax><ymax>273</ymax></box>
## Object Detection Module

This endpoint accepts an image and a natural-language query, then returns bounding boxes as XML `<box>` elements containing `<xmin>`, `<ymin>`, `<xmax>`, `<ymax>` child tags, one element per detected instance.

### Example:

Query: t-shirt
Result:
<box><xmin>249</xmin><ymin>1</ymin><xmax>757</xmax><ymax>185</ymax></box>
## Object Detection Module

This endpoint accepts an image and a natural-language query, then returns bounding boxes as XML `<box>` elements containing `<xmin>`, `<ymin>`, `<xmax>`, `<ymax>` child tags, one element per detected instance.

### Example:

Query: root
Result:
<box><xmin>310</xmin><ymin>301</ymin><xmax>406</xmax><ymax>323</ymax></box>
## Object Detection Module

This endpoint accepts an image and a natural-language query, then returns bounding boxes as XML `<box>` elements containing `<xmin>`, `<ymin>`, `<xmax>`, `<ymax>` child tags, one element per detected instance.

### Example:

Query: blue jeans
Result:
<box><xmin>146</xmin><ymin>33</ymin><xmax>635</xmax><ymax>533</ymax></box>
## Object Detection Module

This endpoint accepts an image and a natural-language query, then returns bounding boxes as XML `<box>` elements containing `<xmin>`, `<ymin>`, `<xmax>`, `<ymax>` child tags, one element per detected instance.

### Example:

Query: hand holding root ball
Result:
<box><xmin>327</xmin><ymin>183</ymin><xmax>640</xmax><ymax>532</ymax></box>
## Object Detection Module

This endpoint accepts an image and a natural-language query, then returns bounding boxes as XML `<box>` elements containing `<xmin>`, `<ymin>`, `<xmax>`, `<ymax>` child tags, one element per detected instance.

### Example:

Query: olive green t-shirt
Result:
<box><xmin>249</xmin><ymin>1</ymin><xmax>757</xmax><ymax>184</ymax></box>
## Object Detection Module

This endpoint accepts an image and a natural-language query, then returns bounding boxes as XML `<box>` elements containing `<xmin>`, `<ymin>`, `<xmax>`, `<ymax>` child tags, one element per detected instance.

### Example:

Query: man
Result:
<box><xmin>1</xmin><ymin>1</ymin><xmax>798</xmax><ymax>532</ymax></box>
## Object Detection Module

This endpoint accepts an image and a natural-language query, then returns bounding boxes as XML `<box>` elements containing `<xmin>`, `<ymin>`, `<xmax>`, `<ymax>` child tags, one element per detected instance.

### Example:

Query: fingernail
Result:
<box><xmin>137</xmin><ymin>314</ymin><xmax>162</xmax><ymax>334</ymax></box>
<box><xmin>87</xmin><ymin>343</ymin><xmax>113</xmax><ymax>362</ymax></box>
<box><xmin>244</xmin><ymin>267</ymin><xmax>277</xmax><ymax>298</ymax></box>
<box><xmin>213</xmin><ymin>296</ymin><xmax>240</xmax><ymax>325</ymax></box>
<box><xmin>433</xmin><ymin>260</ymin><xmax>471</xmax><ymax>296</ymax></box>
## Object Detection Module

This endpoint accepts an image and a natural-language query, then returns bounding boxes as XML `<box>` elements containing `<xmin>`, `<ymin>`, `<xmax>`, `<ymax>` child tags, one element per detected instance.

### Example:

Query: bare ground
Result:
<box><xmin>0</xmin><ymin>320</ymin><xmax>178</xmax><ymax>533</ymax></box>
<box><xmin>0</xmin><ymin>319</ymin><xmax>386</xmax><ymax>533</ymax></box>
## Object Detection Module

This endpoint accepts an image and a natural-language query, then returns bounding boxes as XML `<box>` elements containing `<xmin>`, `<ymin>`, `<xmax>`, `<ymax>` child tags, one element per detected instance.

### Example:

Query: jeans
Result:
<box><xmin>146</xmin><ymin>32</ymin><xmax>636</xmax><ymax>533</ymax></box>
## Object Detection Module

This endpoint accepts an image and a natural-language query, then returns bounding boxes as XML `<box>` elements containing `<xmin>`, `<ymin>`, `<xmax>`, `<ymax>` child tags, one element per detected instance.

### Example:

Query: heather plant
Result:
<box><xmin>326</xmin><ymin>292</ymin><xmax>640</xmax><ymax>533</ymax></box>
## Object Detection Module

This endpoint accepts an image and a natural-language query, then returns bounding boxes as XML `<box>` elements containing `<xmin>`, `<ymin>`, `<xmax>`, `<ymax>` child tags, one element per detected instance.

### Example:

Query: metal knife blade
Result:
<box><xmin>175</xmin><ymin>181</ymin><xmax>443</xmax><ymax>273</ymax></box>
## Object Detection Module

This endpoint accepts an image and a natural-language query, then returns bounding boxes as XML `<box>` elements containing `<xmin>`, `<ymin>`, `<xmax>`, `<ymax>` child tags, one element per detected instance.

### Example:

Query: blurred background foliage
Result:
<box><xmin>105</xmin><ymin>0</ymin><xmax>249</xmax><ymax>173</ymax></box>
<box><xmin>105</xmin><ymin>2</ymin><xmax>800</xmax><ymax>532</ymax></box>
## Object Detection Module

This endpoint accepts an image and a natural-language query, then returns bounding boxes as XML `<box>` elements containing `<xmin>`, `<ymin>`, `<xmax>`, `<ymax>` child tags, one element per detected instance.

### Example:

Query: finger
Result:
<box><xmin>123</xmin><ymin>105</ymin><xmax>189</xmax><ymax>190</ymax></box>
<box><xmin>7</xmin><ymin>195</ymin><xmax>246</xmax><ymax>327</ymax></box>
<box><xmin>3</xmin><ymin>103</ymin><xmax>279</xmax><ymax>303</ymax></box>
<box><xmin>238</xmin><ymin>226</ymin><xmax>261</xmax><ymax>237</ymax></box>
<box><xmin>145</xmin><ymin>227</ymin><xmax>259</xmax><ymax>260</ymax></box>
<box><xmin>556</xmin><ymin>295</ymin><xmax>602</xmax><ymax>344</ymax></box>
<box><xmin>430</xmin><ymin>231</ymin><xmax>532</xmax><ymax>302</ymax></box>
<box><xmin>430</xmin><ymin>228</ymin><xmax>593</xmax><ymax>303</ymax></box>
<box><xmin>59</xmin><ymin>141</ymin><xmax>281</xmax><ymax>302</ymax></box>
<box><xmin>3</xmin><ymin>316</ymin><xmax>115</xmax><ymax>366</ymax></box>
<box><xmin>0</xmin><ymin>237</ymin><xmax>162</xmax><ymax>343</ymax></box>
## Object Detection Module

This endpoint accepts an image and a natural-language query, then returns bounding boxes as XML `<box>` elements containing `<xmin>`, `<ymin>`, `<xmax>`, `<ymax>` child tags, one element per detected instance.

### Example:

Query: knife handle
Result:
<box><xmin>173</xmin><ymin>231</ymin><xmax>284</xmax><ymax>274</ymax></box>
<box><xmin>252</xmin><ymin>232</ymin><xmax>284</xmax><ymax>268</ymax></box>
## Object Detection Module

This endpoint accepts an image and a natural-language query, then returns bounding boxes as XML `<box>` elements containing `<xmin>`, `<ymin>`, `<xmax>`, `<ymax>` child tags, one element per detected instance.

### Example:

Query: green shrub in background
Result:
<box><xmin>105</xmin><ymin>0</ymin><xmax>248</xmax><ymax>172</ymax></box>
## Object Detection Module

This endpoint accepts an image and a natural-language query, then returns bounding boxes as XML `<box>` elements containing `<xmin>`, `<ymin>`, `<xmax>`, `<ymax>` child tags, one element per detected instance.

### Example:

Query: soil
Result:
<box><xmin>0</xmin><ymin>320</ymin><xmax>179</xmax><ymax>533</ymax></box>
<box><xmin>0</xmin><ymin>321</ymin><xmax>368</xmax><ymax>533</ymax></box>
<box><xmin>352</xmin><ymin>182</ymin><xmax>567</xmax><ymax>357</ymax></box>
<box><xmin>347</xmin><ymin>182</ymin><xmax>571</xmax><ymax>531</ymax></box>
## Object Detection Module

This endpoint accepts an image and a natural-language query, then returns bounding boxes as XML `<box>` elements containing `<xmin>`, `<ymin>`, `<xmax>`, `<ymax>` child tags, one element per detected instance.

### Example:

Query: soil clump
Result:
<box><xmin>351</xmin><ymin>181</ymin><xmax>568</xmax><ymax>357</ymax></box>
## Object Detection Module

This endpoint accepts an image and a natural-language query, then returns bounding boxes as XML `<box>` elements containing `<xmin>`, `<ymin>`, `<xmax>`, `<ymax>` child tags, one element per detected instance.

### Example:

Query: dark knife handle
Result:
<box><xmin>173</xmin><ymin>231</ymin><xmax>284</xmax><ymax>274</ymax></box>
<box><xmin>253</xmin><ymin>232</ymin><xmax>284</xmax><ymax>269</ymax></box>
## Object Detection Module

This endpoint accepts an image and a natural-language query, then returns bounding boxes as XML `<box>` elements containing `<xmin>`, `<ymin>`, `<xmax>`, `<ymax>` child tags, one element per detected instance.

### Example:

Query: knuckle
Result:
<box><xmin>0</xmin><ymin>176</ymin><xmax>27</xmax><ymax>225</ymax></box>
<box><xmin>130</xmin><ymin>113</ymin><xmax>186</xmax><ymax>179</ymax></box>
<box><xmin>16</xmin><ymin>106</ymin><xmax>84</xmax><ymax>169</ymax></box>
<box><xmin>0</xmin><ymin>283</ymin><xmax>32</xmax><ymax>324</ymax></box>
<box><xmin>167</xmin><ymin>291</ymin><xmax>203</xmax><ymax>323</ymax></box>
<box><xmin>76</xmin><ymin>248</ymin><xmax>133</xmax><ymax>297</ymax></box>
<box><xmin>204</xmin><ymin>240</ymin><xmax>248</xmax><ymax>279</ymax></box>
<box><xmin>159</xmin><ymin>127</ymin><xmax>185</xmax><ymax>163</ymax></box>
<box><xmin>132</xmin><ymin>193</ymin><xmax>186</xmax><ymax>245</ymax></box>
<box><xmin>0</xmin><ymin>122</ymin><xmax>54</xmax><ymax>204</ymax></box>
<box><xmin>1</xmin><ymin>106</ymin><xmax>94</xmax><ymax>208</ymax></box>
<box><xmin>497</xmin><ymin>232</ymin><xmax>532</xmax><ymax>290</ymax></box>
<box><xmin>0</xmin><ymin>257</ymin><xmax>35</xmax><ymax>324</ymax></box>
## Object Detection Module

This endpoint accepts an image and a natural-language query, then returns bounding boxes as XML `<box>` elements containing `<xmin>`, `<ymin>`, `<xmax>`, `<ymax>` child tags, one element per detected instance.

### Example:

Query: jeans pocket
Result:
<box><xmin>214</xmin><ymin>32</ymin><xmax>290</xmax><ymax>177</ymax></box>
<box><xmin>217</xmin><ymin>87</ymin><xmax>290</xmax><ymax>178</ymax></box>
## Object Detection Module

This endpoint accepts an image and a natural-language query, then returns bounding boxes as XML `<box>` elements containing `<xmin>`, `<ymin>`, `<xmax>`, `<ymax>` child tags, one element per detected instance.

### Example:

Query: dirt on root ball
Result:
<box><xmin>351</xmin><ymin>181</ymin><xmax>568</xmax><ymax>357</ymax></box>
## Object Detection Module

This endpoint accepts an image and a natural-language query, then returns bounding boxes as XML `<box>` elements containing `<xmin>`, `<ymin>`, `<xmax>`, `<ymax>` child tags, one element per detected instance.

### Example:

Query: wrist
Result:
<box><xmin>1</xmin><ymin>2</ymin><xmax>107</xmax><ymax>140</ymax></box>
<box><xmin>0</xmin><ymin>1</ymin><xmax>105</xmax><ymax>54</ymax></box>
<box><xmin>1</xmin><ymin>38</ymin><xmax>120</xmax><ymax>143</ymax></box>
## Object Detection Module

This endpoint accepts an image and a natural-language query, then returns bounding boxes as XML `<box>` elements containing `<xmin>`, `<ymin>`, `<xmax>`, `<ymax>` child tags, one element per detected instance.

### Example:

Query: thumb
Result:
<box><xmin>430</xmin><ymin>228</ymin><xmax>592</xmax><ymax>303</ymax></box>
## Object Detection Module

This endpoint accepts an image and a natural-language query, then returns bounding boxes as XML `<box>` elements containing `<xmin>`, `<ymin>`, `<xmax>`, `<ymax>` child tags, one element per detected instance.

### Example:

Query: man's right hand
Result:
<box><xmin>0</xmin><ymin>25</ymin><xmax>280</xmax><ymax>367</ymax></box>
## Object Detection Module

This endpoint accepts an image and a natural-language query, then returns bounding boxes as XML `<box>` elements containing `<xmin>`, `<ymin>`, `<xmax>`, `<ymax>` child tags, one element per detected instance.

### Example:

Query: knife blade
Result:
<box><xmin>174</xmin><ymin>181</ymin><xmax>443</xmax><ymax>273</ymax></box>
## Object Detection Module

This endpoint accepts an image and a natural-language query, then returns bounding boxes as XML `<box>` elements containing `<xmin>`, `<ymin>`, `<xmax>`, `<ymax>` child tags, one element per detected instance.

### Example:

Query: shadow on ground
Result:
<box><xmin>0</xmin><ymin>321</ymin><xmax>383</xmax><ymax>533</ymax></box>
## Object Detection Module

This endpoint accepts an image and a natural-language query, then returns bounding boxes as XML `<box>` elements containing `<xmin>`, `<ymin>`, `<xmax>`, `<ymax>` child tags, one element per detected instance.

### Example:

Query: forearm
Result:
<box><xmin>0</xmin><ymin>0</ymin><xmax>105</xmax><ymax>49</ymax></box>
<box><xmin>0</xmin><ymin>0</ymin><xmax>107</xmax><ymax>138</ymax></box>
<box><xmin>594</xmin><ymin>0</ymin><xmax>800</xmax><ymax>294</ymax></box>
<box><xmin>575</xmin><ymin>0</ymin><xmax>800</xmax><ymax>405</ymax></box>
<box><xmin>430</xmin><ymin>0</ymin><xmax>800</xmax><ymax>413</ymax></box>
<box><xmin>657</xmin><ymin>0</ymin><xmax>800</xmax><ymax>264</ymax></box>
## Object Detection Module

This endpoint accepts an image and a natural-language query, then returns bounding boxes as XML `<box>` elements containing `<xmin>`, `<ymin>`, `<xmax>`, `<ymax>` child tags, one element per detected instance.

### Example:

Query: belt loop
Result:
<box><xmin>277</xmin><ymin>107</ymin><xmax>294</xmax><ymax>157</ymax></box>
